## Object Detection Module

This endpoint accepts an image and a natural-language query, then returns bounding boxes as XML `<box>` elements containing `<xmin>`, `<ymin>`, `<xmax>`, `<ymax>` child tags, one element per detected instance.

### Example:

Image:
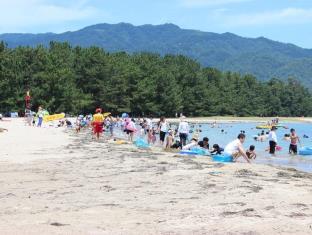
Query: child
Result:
<box><xmin>210</xmin><ymin>144</ymin><xmax>223</xmax><ymax>155</ymax></box>
<box><xmin>289</xmin><ymin>128</ymin><xmax>300</xmax><ymax>154</ymax></box>
<box><xmin>198</xmin><ymin>137</ymin><xmax>209</xmax><ymax>149</ymax></box>
<box><xmin>105</xmin><ymin>115</ymin><xmax>114</xmax><ymax>138</ymax></box>
<box><xmin>165</xmin><ymin>129</ymin><xmax>174</xmax><ymax>149</ymax></box>
<box><xmin>125</xmin><ymin>118</ymin><xmax>136</xmax><ymax>142</ymax></box>
<box><xmin>246</xmin><ymin>145</ymin><xmax>256</xmax><ymax>159</ymax></box>
<box><xmin>152</xmin><ymin>127</ymin><xmax>157</xmax><ymax>144</ymax></box>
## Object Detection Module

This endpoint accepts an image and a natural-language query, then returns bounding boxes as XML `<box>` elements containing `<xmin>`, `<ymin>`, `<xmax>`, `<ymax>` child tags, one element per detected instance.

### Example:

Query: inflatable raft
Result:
<box><xmin>298</xmin><ymin>147</ymin><xmax>312</xmax><ymax>156</ymax></box>
<box><xmin>180</xmin><ymin>150</ymin><xmax>200</xmax><ymax>155</ymax></box>
<box><xmin>180</xmin><ymin>147</ymin><xmax>210</xmax><ymax>156</ymax></box>
<box><xmin>256</xmin><ymin>124</ymin><xmax>288</xmax><ymax>129</ymax></box>
<box><xmin>212</xmin><ymin>154</ymin><xmax>233</xmax><ymax>163</ymax></box>
<box><xmin>134</xmin><ymin>138</ymin><xmax>150</xmax><ymax>148</ymax></box>
<box><xmin>43</xmin><ymin>113</ymin><xmax>65</xmax><ymax>122</ymax></box>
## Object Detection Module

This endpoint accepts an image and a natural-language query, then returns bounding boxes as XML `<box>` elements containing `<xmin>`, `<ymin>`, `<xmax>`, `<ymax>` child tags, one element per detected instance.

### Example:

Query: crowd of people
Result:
<box><xmin>20</xmin><ymin>107</ymin><xmax>305</xmax><ymax>163</ymax></box>
<box><xmin>71</xmin><ymin>109</ymin><xmax>264</xmax><ymax>163</ymax></box>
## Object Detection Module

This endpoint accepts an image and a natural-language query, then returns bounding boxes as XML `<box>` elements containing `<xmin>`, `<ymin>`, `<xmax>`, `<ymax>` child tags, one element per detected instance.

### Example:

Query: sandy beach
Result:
<box><xmin>0</xmin><ymin>118</ymin><xmax>312</xmax><ymax>234</ymax></box>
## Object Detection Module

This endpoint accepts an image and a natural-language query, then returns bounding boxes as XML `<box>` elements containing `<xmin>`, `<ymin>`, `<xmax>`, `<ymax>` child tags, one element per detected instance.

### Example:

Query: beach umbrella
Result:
<box><xmin>121</xmin><ymin>113</ymin><xmax>129</xmax><ymax>118</ymax></box>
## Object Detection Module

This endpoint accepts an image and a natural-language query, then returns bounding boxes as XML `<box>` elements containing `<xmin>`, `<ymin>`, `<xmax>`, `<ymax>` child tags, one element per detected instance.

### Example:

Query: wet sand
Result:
<box><xmin>0</xmin><ymin>119</ymin><xmax>312</xmax><ymax>234</ymax></box>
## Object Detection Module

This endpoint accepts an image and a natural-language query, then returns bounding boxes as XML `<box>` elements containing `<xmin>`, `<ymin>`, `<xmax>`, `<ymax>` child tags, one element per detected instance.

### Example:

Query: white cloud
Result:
<box><xmin>181</xmin><ymin>0</ymin><xmax>251</xmax><ymax>7</ymax></box>
<box><xmin>221</xmin><ymin>8</ymin><xmax>312</xmax><ymax>26</ymax></box>
<box><xmin>0</xmin><ymin>0</ymin><xmax>106</xmax><ymax>33</ymax></box>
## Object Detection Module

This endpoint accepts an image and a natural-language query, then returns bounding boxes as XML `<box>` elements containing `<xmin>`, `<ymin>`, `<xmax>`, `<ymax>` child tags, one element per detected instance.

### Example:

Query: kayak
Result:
<box><xmin>298</xmin><ymin>147</ymin><xmax>312</xmax><ymax>156</ymax></box>
<box><xmin>212</xmin><ymin>154</ymin><xmax>233</xmax><ymax>163</ymax></box>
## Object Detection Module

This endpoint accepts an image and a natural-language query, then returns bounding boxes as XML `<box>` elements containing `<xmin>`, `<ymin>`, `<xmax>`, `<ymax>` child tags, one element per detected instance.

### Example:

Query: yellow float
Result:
<box><xmin>43</xmin><ymin>113</ymin><xmax>65</xmax><ymax>122</ymax></box>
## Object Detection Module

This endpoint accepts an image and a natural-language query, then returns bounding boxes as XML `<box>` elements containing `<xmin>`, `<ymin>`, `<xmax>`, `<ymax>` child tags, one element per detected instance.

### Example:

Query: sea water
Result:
<box><xmin>114</xmin><ymin>121</ymin><xmax>312</xmax><ymax>173</ymax></box>
<box><xmin>191</xmin><ymin>122</ymin><xmax>312</xmax><ymax>173</ymax></box>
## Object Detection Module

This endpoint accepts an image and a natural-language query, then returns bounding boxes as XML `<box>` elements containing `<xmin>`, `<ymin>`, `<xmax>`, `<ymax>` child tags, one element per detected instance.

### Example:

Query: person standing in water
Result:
<box><xmin>178</xmin><ymin>116</ymin><xmax>189</xmax><ymax>147</ymax></box>
<box><xmin>268</xmin><ymin>126</ymin><xmax>278</xmax><ymax>155</ymax></box>
<box><xmin>224</xmin><ymin>133</ymin><xmax>250</xmax><ymax>163</ymax></box>
<box><xmin>92</xmin><ymin>108</ymin><xmax>104</xmax><ymax>141</ymax></box>
<box><xmin>289</xmin><ymin>128</ymin><xmax>300</xmax><ymax>155</ymax></box>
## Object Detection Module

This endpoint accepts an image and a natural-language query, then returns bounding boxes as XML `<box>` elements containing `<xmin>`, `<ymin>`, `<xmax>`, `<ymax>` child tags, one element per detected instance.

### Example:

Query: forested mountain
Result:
<box><xmin>1</xmin><ymin>23</ymin><xmax>312</xmax><ymax>87</ymax></box>
<box><xmin>0</xmin><ymin>42</ymin><xmax>311</xmax><ymax>116</ymax></box>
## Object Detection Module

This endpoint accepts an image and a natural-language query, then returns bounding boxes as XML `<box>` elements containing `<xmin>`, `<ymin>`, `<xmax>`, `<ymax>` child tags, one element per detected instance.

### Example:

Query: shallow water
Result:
<box><xmin>112</xmin><ymin>121</ymin><xmax>312</xmax><ymax>173</ymax></box>
<box><xmin>193</xmin><ymin>122</ymin><xmax>312</xmax><ymax>173</ymax></box>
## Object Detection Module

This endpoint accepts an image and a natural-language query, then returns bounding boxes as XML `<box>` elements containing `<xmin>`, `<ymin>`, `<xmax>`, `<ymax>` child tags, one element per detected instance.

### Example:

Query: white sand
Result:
<box><xmin>0</xmin><ymin>119</ymin><xmax>311</xmax><ymax>234</ymax></box>
<box><xmin>0</xmin><ymin>118</ymin><xmax>72</xmax><ymax>163</ymax></box>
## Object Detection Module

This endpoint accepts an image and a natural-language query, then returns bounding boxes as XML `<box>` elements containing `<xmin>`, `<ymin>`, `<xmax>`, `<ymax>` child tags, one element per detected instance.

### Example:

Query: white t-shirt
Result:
<box><xmin>182</xmin><ymin>142</ymin><xmax>197</xmax><ymax>150</ymax></box>
<box><xmin>160</xmin><ymin>121</ymin><xmax>168</xmax><ymax>132</ymax></box>
<box><xmin>146</xmin><ymin>118</ymin><xmax>152</xmax><ymax>129</ymax></box>
<box><xmin>178</xmin><ymin>121</ymin><xmax>189</xmax><ymax>134</ymax></box>
<box><xmin>224</xmin><ymin>139</ymin><xmax>241</xmax><ymax>155</ymax></box>
<box><xmin>268</xmin><ymin>131</ymin><xmax>278</xmax><ymax>143</ymax></box>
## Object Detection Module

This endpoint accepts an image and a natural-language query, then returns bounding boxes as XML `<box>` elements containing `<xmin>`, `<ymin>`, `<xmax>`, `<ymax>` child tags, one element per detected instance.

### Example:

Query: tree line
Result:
<box><xmin>0</xmin><ymin>41</ymin><xmax>311</xmax><ymax>117</ymax></box>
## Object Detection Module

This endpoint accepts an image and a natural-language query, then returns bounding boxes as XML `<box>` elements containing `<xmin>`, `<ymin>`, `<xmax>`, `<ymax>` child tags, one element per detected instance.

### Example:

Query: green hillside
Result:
<box><xmin>1</xmin><ymin>23</ymin><xmax>312</xmax><ymax>86</ymax></box>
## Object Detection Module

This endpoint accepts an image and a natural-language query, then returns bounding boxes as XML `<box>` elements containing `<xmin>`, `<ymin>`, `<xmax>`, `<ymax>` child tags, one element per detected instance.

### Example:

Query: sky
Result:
<box><xmin>0</xmin><ymin>0</ymin><xmax>311</xmax><ymax>48</ymax></box>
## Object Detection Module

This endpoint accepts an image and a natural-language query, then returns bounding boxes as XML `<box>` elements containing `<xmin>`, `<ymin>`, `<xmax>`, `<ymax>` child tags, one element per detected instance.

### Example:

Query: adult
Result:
<box><xmin>125</xmin><ymin>118</ymin><xmax>136</xmax><ymax>142</ymax></box>
<box><xmin>224</xmin><ymin>133</ymin><xmax>250</xmax><ymax>163</ymax></box>
<box><xmin>268</xmin><ymin>126</ymin><xmax>278</xmax><ymax>155</ymax></box>
<box><xmin>178</xmin><ymin>116</ymin><xmax>189</xmax><ymax>147</ymax></box>
<box><xmin>289</xmin><ymin>128</ymin><xmax>300</xmax><ymax>154</ymax></box>
<box><xmin>158</xmin><ymin>116</ymin><xmax>169</xmax><ymax>145</ymax></box>
<box><xmin>92</xmin><ymin>108</ymin><xmax>104</xmax><ymax>140</ymax></box>
<box><xmin>25</xmin><ymin>110</ymin><xmax>33</xmax><ymax>126</ymax></box>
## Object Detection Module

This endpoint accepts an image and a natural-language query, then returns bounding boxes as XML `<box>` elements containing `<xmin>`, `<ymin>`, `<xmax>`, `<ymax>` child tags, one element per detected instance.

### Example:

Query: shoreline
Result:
<box><xmin>0</xmin><ymin>120</ymin><xmax>311</xmax><ymax>234</ymax></box>
<box><xmin>166</xmin><ymin>116</ymin><xmax>312</xmax><ymax>124</ymax></box>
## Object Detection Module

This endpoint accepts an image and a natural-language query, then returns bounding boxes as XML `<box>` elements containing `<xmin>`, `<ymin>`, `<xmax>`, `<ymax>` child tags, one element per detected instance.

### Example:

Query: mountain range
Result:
<box><xmin>1</xmin><ymin>22</ymin><xmax>312</xmax><ymax>87</ymax></box>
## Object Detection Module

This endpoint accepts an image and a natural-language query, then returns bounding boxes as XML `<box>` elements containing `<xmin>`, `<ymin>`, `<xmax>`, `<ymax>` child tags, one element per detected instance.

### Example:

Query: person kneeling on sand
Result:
<box><xmin>224</xmin><ymin>133</ymin><xmax>250</xmax><ymax>163</ymax></box>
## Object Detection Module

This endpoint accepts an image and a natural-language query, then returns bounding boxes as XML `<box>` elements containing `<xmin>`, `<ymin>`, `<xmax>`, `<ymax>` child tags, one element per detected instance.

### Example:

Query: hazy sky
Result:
<box><xmin>0</xmin><ymin>0</ymin><xmax>311</xmax><ymax>48</ymax></box>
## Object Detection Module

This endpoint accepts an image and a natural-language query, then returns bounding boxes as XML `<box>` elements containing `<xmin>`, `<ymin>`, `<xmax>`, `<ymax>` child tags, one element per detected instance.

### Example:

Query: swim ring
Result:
<box><xmin>298</xmin><ymin>147</ymin><xmax>312</xmax><ymax>156</ymax></box>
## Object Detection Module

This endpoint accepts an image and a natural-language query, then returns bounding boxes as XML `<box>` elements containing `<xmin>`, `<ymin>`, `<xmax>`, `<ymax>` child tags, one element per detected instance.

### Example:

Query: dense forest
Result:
<box><xmin>2</xmin><ymin>23</ymin><xmax>312</xmax><ymax>87</ymax></box>
<box><xmin>0</xmin><ymin>41</ymin><xmax>312</xmax><ymax>117</ymax></box>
